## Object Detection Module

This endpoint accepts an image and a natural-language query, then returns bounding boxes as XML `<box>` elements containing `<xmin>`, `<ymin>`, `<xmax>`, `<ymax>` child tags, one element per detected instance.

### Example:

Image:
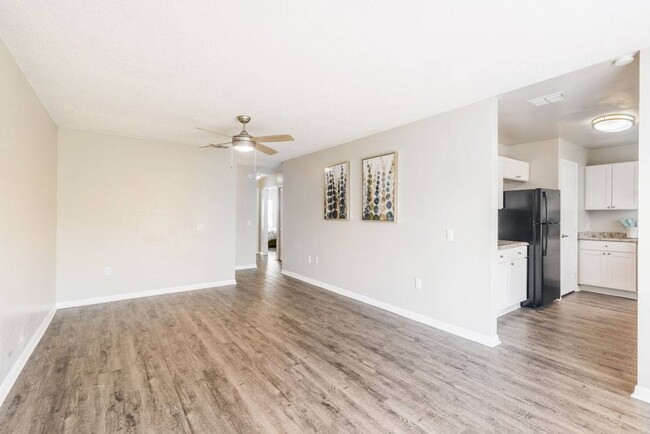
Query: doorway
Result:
<box><xmin>259</xmin><ymin>186</ymin><xmax>279</xmax><ymax>258</ymax></box>
<box><xmin>559</xmin><ymin>159</ymin><xmax>579</xmax><ymax>296</ymax></box>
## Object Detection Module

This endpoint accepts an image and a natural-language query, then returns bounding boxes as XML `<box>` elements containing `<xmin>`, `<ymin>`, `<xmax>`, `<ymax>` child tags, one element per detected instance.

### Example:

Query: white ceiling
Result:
<box><xmin>499</xmin><ymin>57</ymin><xmax>639</xmax><ymax>148</ymax></box>
<box><xmin>2</xmin><ymin>1</ymin><xmax>650</xmax><ymax>167</ymax></box>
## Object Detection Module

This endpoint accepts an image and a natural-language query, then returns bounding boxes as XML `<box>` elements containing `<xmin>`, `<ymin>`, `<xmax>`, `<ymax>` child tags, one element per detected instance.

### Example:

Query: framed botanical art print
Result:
<box><xmin>324</xmin><ymin>161</ymin><xmax>349</xmax><ymax>220</ymax></box>
<box><xmin>362</xmin><ymin>152</ymin><xmax>396</xmax><ymax>222</ymax></box>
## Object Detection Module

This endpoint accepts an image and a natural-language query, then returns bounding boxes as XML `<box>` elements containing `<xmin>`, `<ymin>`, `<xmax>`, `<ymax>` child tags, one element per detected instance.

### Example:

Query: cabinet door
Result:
<box><xmin>508</xmin><ymin>259</ymin><xmax>528</xmax><ymax>305</ymax></box>
<box><xmin>611</xmin><ymin>162</ymin><xmax>638</xmax><ymax>210</ymax></box>
<box><xmin>607</xmin><ymin>252</ymin><xmax>637</xmax><ymax>292</ymax></box>
<box><xmin>494</xmin><ymin>261</ymin><xmax>508</xmax><ymax>311</ymax></box>
<box><xmin>585</xmin><ymin>165</ymin><xmax>612</xmax><ymax>210</ymax></box>
<box><xmin>579</xmin><ymin>250</ymin><xmax>607</xmax><ymax>286</ymax></box>
<box><xmin>516</xmin><ymin>160</ymin><xmax>530</xmax><ymax>182</ymax></box>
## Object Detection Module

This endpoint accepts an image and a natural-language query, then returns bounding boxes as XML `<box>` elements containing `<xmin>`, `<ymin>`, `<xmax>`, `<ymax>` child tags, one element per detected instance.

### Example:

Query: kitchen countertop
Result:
<box><xmin>578</xmin><ymin>231</ymin><xmax>638</xmax><ymax>243</ymax></box>
<box><xmin>498</xmin><ymin>240</ymin><xmax>529</xmax><ymax>250</ymax></box>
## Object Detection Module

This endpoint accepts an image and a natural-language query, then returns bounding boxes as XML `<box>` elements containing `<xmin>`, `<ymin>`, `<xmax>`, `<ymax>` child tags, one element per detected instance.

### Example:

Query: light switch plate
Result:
<box><xmin>445</xmin><ymin>229</ymin><xmax>455</xmax><ymax>242</ymax></box>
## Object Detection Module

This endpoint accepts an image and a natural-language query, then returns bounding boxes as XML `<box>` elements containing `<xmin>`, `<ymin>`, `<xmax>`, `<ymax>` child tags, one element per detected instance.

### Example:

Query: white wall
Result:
<box><xmin>235</xmin><ymin>165</ymin><xmax>258</xmax><ymax>268</ymax></box>
<box><xmin>56</xmin><ymin>129</ymin><xmax>235</xmax><ymax>303</ymax></box>
<box><xmin>559</xmin><ymin>138</ymin><xmax>590</xmax><ymax>232</ymax></box>
<box><xmin>283</xmin><ymin>99</ymin><xmax>499</xmax><ymax>345</ymax></box>
<box><xmin>634</xmin><ymin>47</ymin><xmax>650</xmax><ymax>403</ymax></box>
<box><xmin>504</xmin><ymin>138</ymin><xmax>559</xmax><ymax>190</ymax></box>
<box><xmin>588</xmin><ymin>143</ymin><xmax>638</xmax><ymax>165</ymax></box>
<box><xmin>0</xmin><ymin>38</ymin><xmax>57</xmax><ymax>397</ymax></box>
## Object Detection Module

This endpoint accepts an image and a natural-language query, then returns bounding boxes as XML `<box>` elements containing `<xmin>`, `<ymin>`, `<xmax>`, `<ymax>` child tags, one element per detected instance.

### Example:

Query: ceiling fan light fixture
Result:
<box><xmin>233</xmin><ymin>143</ymin><xmax>255</xmax><ymax>152</ymax></box>
<box><xmin>591</xmin><ymin>114</ymin><xmax>635</xmax><ymax>133</ymax></box>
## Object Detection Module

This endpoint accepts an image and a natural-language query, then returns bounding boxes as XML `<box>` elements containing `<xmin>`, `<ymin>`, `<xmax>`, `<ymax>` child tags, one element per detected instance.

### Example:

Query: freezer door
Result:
<box><xmin>541</xmin><ymin>189</ymin><xmax>561</xmax><ymax>224</ymax></box>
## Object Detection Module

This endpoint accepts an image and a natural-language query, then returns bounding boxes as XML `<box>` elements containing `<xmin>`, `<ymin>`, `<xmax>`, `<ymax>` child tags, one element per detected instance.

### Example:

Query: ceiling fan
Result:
<box><xmin>197</xmin><ymin>115</ymin><xmax>294</xmax><ymax>155</ymax></box>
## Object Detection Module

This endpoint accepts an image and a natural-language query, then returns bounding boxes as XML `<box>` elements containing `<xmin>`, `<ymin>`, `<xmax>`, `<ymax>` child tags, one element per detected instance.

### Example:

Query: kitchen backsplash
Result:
<box><xmin>588</xmin><ymin>210</ymin><xmax>638</xmax><ymax>232</ymax></box>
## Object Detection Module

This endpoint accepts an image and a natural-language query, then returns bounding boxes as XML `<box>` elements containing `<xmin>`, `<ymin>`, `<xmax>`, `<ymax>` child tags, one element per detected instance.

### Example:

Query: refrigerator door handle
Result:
<box><xmin>542</xmin><ymin>191</ymin><xmax>548</xmax><ymax>224</ymax></box>
<box><xmin>542</xmin><ymin>224</ymin><xmax>548</xmax><ymax>256</ymax></box>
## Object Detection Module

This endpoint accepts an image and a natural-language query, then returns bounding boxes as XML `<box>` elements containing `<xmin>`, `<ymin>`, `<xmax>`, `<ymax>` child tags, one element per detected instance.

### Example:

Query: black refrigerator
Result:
<box><xmin>499</xmin><ymin>188</ymin><xmax>561</xmax><ymax>308</ymax></box>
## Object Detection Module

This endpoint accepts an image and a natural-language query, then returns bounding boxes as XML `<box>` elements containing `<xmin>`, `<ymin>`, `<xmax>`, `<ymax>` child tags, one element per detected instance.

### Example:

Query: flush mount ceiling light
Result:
<box><xmin>613</xmin><ymin>53</ymin><xmax>635</xmax><ymax>67</ymax></box>
<box><xmin>591</xmin><ymin>114</ymin><xmax>636</xmax><ymax>133</ymax></box>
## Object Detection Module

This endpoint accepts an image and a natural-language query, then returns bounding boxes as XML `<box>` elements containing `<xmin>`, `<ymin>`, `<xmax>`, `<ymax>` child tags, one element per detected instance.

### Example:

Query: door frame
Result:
<box><xmin>559</xmin><ymin>158</ymin><xmax>579</xmax><ymax>296</ymax></box>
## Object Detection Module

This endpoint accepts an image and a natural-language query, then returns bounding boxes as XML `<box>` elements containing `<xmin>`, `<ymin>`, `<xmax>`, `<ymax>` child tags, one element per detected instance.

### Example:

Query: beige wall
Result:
<box><xmin>587</xmin><ymin>143</ymin><xmax>638</xmax><ymax>165</ymax></box>
<box><xmin>236</xmin><ymin>165</ymin><xmax>258</xmax><ymax>267</ymax></box>
<box><xmin>504</xmin><ymin>138</ymin><xmax>559</xmax><ymax>191</ymax></box>
<box><xmin>282</xmin><ymin>99</ymin><xmax>499</xmax><ymax>345</ymax></box>
<box><xmin>635</xmin><ymin>47</ymin><xmax>650</xmax><ymax>402</ymax></box>
<box><xmin>56</xmin><ymin>129</ymin><xmax>235</xmax><ymax>303</ymax></box>
<box><xmin>0</xmin><ymin>38</ymin><xmax>57</xmax><ymax>396</ymax></box>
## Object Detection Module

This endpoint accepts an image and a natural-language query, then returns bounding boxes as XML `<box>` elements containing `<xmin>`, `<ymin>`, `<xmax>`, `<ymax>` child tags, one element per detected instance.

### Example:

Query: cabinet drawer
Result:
<box><xmin>579</xmin><ymin>240</ymin><xmax>636</xmax><ymax>253</ymax></box>
<box><xmin>496</xmin><ymin>246</ymin><xmax>527</xmax><ymax>263</ymax></box>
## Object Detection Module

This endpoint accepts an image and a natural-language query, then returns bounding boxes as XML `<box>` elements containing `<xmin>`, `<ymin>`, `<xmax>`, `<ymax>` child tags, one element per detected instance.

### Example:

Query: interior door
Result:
<box><xmin>559</xmin><ymin>160</ymin><xmax>578</xmax><ymax>295</ymax></box>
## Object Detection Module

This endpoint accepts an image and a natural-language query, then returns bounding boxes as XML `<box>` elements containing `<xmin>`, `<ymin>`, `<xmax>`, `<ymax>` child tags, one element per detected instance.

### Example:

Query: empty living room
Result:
<box><xmin>2</xmin><ymin>1</ymin><xmax>650</xmax><ymax>432</ymax></box>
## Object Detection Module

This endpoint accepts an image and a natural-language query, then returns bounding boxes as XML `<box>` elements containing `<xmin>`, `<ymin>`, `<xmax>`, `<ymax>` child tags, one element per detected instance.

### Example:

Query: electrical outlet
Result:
<box><xmin>196</xmin><ymin>223</ymin><xmax>204</xmax><ymax>231</ymax></box>
<box><xmin>104</xmin><ymin>266</ymin><xmax>112</xmax><ymax>276</ymax></box>
<box><xmin>247</xmin><ymin>220</ymin><xmax>251</xmax><ymax>227</ymax></box>
<box><xmin>415</xmin><ymin>278</ymin><xmax>422</xmax><ymax>290</ymax></box>
<box><xmin>315</xmin><ymin>256</ymin><xmax>319</xmax><ymax>264</ymax></box>
<box><xmin>308</xmin><ymin>255</ymin><xmax>312</xmax><ymax>264</ymax></box>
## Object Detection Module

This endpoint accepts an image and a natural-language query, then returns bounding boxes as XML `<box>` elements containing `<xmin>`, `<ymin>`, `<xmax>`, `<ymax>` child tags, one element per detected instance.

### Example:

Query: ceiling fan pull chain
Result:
<box><xmin>230</xmin><ymin>146</ymin><xmax>233</xmax><ymax>169</ymax></box>
<box><xmin>254</xmin><ymin>147</ymin><xmax>257</xmax><ymax>173</ymax></box>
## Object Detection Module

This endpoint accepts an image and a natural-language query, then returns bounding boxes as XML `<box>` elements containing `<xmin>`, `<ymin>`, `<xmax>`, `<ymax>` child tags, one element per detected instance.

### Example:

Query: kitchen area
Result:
<box><xmin>494</xmin><ymin>53</ymin><xmax>640</xmax><ymax>320</ymax></box>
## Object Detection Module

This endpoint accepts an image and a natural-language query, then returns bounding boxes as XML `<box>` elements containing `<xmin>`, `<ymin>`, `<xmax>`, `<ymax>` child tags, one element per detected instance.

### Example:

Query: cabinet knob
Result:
<box><xmin>510</xmin><ymin>263</ymin><xmax>514</xmax><ymax>266</ymax></box>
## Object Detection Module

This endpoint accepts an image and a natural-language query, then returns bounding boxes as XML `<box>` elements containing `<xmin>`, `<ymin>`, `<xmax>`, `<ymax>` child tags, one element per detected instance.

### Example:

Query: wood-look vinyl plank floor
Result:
<box><xmin>1</xmin><ymin>254</ymin><xmax>649</xmax><ymax>433</ymax></box>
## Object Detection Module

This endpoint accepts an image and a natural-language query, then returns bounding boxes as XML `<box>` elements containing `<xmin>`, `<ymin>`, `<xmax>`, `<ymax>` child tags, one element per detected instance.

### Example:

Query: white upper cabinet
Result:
<box><xmin>501</xmin><ymin>157</ymin><xmax>529</xmax><ymax>182</ymax></box>
<box><xmin>585</xmin><ymin>162</ymin><xmax>638</xmax><ymax>210</ymax></box>
<box><xmin>611</xmin><ymin>162</ymin><xmax>638</xmax><ymax>210</ymax></box>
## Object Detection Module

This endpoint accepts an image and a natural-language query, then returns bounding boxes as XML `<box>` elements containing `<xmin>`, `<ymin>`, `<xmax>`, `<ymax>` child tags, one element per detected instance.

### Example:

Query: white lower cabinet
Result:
<box><xmin>495</xmin><ymin>246</ymin><xmax>528</xmax><ymax>316</ymax></box>
<box><xmin>578</xmin><ymin>241</ymin><xmax>637</xmax><ymax>293</ymax></box>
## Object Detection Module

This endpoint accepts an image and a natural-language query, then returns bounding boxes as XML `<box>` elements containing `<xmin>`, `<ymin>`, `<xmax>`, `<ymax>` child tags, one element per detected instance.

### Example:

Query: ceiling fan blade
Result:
<box><xmin>200</xmin><ymin>142</ymin><xmax>232</xmax><ymax>148</ymax></box>
<box><xmin>252</xmin><ymin>134</ymin><xmax>294</xmax><ymax>143</ymax></box>
<box><xmin>196</xmin><ymin>127</ymin><xmax>232</xmax><ymax>139</ymax></box>
<box><xmin>255</xmin><ymin>143</ymin><xmax>278</xmax><ymax>155</ymax></box>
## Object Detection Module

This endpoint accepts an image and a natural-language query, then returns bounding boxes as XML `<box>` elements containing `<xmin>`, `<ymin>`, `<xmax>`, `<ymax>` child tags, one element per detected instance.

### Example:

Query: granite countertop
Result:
<box><xmin>578</xmin><ymin>231</ymin><xmax>638</xmax><ymax>243</ymax></box>
<box><xmin>498</xmin><ymin>240</ymin><xmax>529</xmax><ymax>250</ymax></box>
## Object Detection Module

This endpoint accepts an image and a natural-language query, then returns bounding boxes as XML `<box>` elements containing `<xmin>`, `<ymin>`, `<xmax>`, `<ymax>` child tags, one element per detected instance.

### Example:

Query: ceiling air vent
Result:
<box><xmin>527</xmin><ymin>92</ymin><xmax>565</xmax><ymax>107</ymax></box>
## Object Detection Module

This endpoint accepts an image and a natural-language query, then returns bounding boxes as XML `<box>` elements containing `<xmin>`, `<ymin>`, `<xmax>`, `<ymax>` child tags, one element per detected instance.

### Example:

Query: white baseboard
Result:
<box><xmin>632</xmin><ymin>385</ymin><xmax>650</xmax><ymax>404</ymax></box>
<box><xmin>235</xmin><ymin>264</ymin><xmax>257</xmax><ymax>270</ymax></box>
<box><xmin>281</xmin><ymin>270</ymin><xmax>500</xmax><ymax>348</ymax></box>
<box><xmin>497</xmin><ymin>302</ymin><xmax>523</xmax><ymax>317</ymax></box>
<box><xmin>0</xmin><ymin>306</ymin><xmax>57</xmax><ymax>407</ymax></box>
<box><xmin>579</xmin><ymin>285</ymin><xmax>637</xmax><ymax>300</ymax></box>
<box><xmin>56</xmin><ymin>279</ymin><xmax>237</xmax><ymax>309</ymax></box>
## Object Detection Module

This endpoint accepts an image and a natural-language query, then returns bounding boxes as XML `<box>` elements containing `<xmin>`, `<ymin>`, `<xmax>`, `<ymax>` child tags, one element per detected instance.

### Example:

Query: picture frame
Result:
<box><xmin>361</xmin><ymin>152</ymin><xmax>397</xmax><ymax>222</ymax></box>
<box><xmin>324</xmin><ymin>161</ymin><xmax>349</xmax><ymax>220</ymax></box>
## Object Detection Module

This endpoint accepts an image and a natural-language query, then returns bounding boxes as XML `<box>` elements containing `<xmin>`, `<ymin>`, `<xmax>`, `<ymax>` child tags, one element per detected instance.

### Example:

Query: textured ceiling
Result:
<box><xmin>499</xmin><ymin>57</ymin><xmax>639</xmax><ymax>148</ymax></box>
<box><xmin>2</xmin><ymin>1</ymin><xmax>650</xmax><ymax>168</ymax></box>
